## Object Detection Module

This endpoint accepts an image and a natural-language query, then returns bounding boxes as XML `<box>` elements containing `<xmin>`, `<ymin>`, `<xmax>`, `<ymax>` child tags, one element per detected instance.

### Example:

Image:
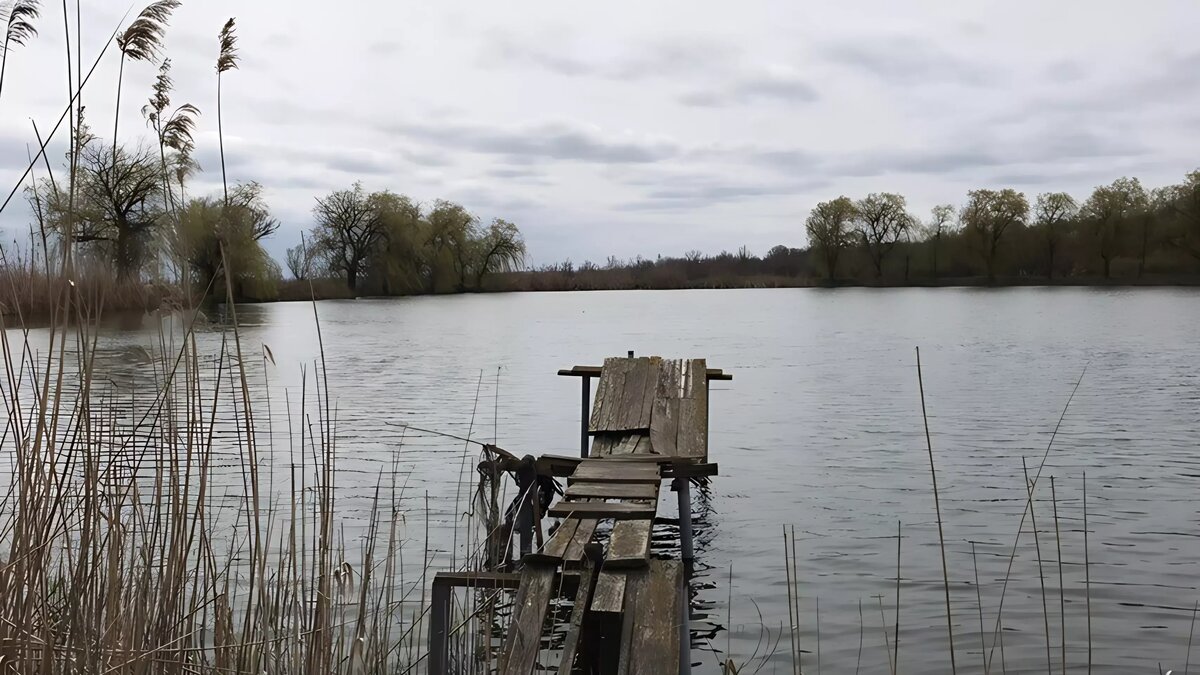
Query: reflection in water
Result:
<box><xmin>6</xmin><ymin>287</ymin><xmax>1200</xmax><ymax>673</ymax></box>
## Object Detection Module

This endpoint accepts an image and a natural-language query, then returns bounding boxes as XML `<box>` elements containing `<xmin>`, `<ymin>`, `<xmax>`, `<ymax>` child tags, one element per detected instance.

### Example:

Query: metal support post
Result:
<box><xmin>676</xmin><ymin>477</ymin><xmax>694</xmax><ymax>563</ymax></box>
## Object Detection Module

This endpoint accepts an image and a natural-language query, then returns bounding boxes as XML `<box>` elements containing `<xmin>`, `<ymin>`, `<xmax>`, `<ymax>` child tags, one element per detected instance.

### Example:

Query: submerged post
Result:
<box><xmin>676</xmin><ymin>477</ymin><xmax>694</xmax><ymax>563</ymax></box>
<box><xmin>580</xmin><ymin>376</ymin><xmax>591</xmax><ymax>458</ymax></box>
<box><xmin>679</xmin><ymin>563</ymin><xmax>691</xmax><ymax>675</ymax></box>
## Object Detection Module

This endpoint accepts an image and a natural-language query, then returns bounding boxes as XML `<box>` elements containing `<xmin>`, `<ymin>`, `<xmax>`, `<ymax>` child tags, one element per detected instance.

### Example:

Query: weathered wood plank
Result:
<box><xmin>607</xmin><ymin>519</ymin><xmax>653</xmax><ymax>568</ymax></box>
<box><xmin>547</xmin><ymin>502</ymin><xmax>657</xmax><ymax>520</ymax></box>
<box><xmin>625</xmin><ymin>561</ymin><xmax>683</xmax><ymax>675</ymax></box>
<box><xmin>569</xmin><ymin>462</ymin><xmax>660</xmax><ymax>484</ymax></box>
<box><xmin>557</xmin><ymin>556</ymin><xmax>596</xmax><ymax>675</ymax></box>
<box><xmin>589</xmin><ymin>357</ymin><xmax>630</xmax><ymax>432</ymax></box>
<box><xmin>499</xmin><ymin>564</ymin><xmax>556</xmax><ymax>675</ymax></box>
<box><xmin>638</xmin><ymin>357</ymin><xmax>661</xmax><ymax>430</ymax></box>
<box><xmin>591</xmin><ymin>569</ymin><xmax>628</xmax><ymax>614</ymax></box>
<box><xmin>523</xmin><ymin>518</ymin><xmax>580</xmax><ymax>563</ymax></box>
<box><xmin>562</xmin><ymin>518</ymin><xmax>598</xmax><ymax>562</ymax></box>
<box><xmin>589</xmin><ymin>435</ymin><xmax>618</xmax><ymax>457</ymax></box>
<box><xmin>676</xmin><ymin>359</ymin><xmax>709</xmax><ymax>459</ymax></box>
<box><xmin>649</xmin><ymin>359</ymin><xmax>682</xmax><ymax>456</ymax></box>
<box><xmin>564</xmin><ymin>482</ymin><xmax>658</xmax><ymax>500</ymax></box>
<box><xmin>560</xmin><ymin>364</ymin><xmax>731</xmax><ymax>381</ymax></box>
<box><xmin>617</xmin><ymin>358</ymin><xmax>650</xmax><ymax>430</ymax></box>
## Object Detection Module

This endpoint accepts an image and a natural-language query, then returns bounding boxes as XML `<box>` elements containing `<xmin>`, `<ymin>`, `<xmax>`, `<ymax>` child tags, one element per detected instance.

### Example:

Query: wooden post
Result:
<box><xmin>676</xmin><ymin>478</ymin><xmax>694</xmax><ymax>563</ymax></box>
<box><xmin>516</xmin><ymin>455</ymin><xmax>537</xmax><ymax>558</ymax></box>
<box><xmin>428</xmin><ymin>579</ymin><xmax>451</xmax><ymax>675</ymax></box>
<box><xmin>580</xmin><ymin>376</ymin><xmax>591</xmax><ymax>458</ymax></box>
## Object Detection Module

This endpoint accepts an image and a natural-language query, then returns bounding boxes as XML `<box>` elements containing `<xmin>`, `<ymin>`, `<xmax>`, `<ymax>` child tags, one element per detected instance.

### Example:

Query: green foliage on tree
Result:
<box><xmin>805</xmin><ymin>196</ymin><xmax>855</xmax><ymax>281</ymax></box>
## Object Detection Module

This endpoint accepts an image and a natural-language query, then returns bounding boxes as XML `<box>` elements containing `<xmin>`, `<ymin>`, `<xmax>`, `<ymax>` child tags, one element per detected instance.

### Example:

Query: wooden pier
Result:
<box><xmin>428</xmin><ymin>355</ymin><xmax>731</xmax><ymax>675</ymax></box>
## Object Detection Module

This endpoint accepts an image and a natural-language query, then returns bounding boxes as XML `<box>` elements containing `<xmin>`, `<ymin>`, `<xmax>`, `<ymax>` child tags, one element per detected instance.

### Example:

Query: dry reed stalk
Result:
<box><xmin>784</xmin><ymin>525</ymin><xmax>799</xmax><ymax>675</ymax></box>
<box><xmin>986</xmin><ymin>366</ymin><xmax>1088</xmax><ymax>673</ymax></box>
<box><xmin>894</xmin><ymin>520</ymin><xmax>901</xmax><ymax>675</ymax></box>
<box><xmin>972</xmin><ymin>541</ymin><xmax>988</xmax><ymax>675</ymax></box>
<box><xmin>1051</xmin><ymin>476</ymin><xmax>1066</xmax><ymax>675</ymax></box>
<box><xmin>877</xmin><ymin>595</ymin><xmax>895</xmax><ymax>675</ymax></box>
<box><xmin>915</xmin><ymin>346</ymin><xmax>957</xmax><ymax>674</ymax></box>
<box><xmin>1083</xmin><ymin>471</ymin><xmax>1092</xmax><ymax>675</ymax></box>
<box><xmin>1022</xmin><ymin>458</ymin><xmax>1053</xmax><ymax>675</ymax></box>
<box><xmin>1185</xmin><ymin>599</ymin><xmax>1197</xmax><ymax>675</ymax></box>
<box><xmin>856</xmin><ymin>597</ymin><xmax>864</xmax><ymax>675</ymax></box>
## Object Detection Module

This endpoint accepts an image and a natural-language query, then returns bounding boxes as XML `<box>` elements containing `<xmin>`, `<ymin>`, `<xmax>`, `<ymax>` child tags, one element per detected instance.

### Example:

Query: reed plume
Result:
<box><xmin>0</xmin><ymin>0</ymin><xmax>41</xmax><ymax>103</ymax></box>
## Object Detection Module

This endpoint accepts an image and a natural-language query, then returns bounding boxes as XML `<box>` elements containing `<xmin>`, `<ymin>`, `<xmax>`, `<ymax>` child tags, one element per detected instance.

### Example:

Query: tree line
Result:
<box><xmin>507</xmin><ymin>171</ymin><xmax>1200</xmax><ymax>291</ymax></box>
<box><xmin>286</xmin><ymin>184</ymin><xmax>525</xmax><ymax>296</ymax></box>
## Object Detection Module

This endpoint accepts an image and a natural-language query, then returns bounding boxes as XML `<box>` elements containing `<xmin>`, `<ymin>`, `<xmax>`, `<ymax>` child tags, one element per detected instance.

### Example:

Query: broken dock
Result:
<box><xmin>428</xmin><ymin>355</ymin><xmax>731</xmax><ymax>675</ymax></box>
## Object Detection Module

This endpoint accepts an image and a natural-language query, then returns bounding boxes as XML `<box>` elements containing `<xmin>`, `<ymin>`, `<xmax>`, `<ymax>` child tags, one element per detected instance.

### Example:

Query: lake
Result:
<box><xmin>9</xmin><ymin>287</ymin><xmax>1200</xmax><ymax>673</ymax></box>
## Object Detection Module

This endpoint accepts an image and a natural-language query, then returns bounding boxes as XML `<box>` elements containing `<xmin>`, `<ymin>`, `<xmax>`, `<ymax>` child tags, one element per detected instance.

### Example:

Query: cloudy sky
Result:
<box><xmin>2</xmin><ymin>0</ymin><xmax>1198</xmax><ymax>265</ymax></box>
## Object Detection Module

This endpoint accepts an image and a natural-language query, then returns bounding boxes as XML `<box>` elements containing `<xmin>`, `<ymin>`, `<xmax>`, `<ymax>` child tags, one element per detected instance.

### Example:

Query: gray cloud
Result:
<box><xmin>820</xmin><ymin>35</ymin><xmax>995</xmax><ymax>85</ymax></box>
<box><xmin>390</xmin><ymin>120</ymin><xmax>679</xmax><ymax>164</ymax></box>
<box><xmin>366</xmin><ymin>41</ymin><xmax>403</xmax><ymax>57</ymax></box>
<box><xmin>484</xmin><ymin>34</ymin><xmax>738</xmax><ymax>81</ymax></box>
<box><xmin>680</xmin><ymin>71</ymin><xmax>819</xmax><ymax>107</ymax></box>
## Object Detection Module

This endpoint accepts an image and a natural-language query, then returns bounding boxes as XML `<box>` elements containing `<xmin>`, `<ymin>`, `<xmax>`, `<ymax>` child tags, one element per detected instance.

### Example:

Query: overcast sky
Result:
<box><xmin>2</xmin><ymin>0</ymin><xmax>1198</xmax><ymax>265</ymax></box>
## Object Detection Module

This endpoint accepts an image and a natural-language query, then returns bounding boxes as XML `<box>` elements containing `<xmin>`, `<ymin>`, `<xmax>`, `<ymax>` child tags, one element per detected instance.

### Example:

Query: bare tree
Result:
<box><xmin>311</xmin><ymin>183</ymin><xmax>387</xmax><ymax>291</ymax></box>
<box><xmin>805</xmin><ymin>196</ymin><xmax>855</xmax><ymax>281</ymax></box>
<box><xmin>961</xmin><ymin>188</ymin><xmax>1028</xmax><ymax>283</ymax></box>
<box><xmin>39</xmin><ymin>140</ymin><xmax>163</xmax><ymax>278</ymax></box>
<box><xmin>923</xmin><ymin>204</ymin><xmax>956</xmax><ymax>280</ymax></box>
<box><xmin>285</xmin><ymin>233</ymin><xmax>319</xmax><ymax>280</ymax></box>
<box><xmin>854</xmin><ymin>192</ymin><xmax>912</xmax><ymax>280</ymax></box>
<box><xmin>1033</xmin><ymin>192</ymin><xmax>1077</xmax><ymax>280</ymax></box>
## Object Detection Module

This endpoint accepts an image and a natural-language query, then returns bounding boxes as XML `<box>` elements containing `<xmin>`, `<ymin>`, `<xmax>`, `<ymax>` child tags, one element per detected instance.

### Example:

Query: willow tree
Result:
<box><xmin>853</xmin><ymin>192</ymin><xmax>912</xmax><ymax>280</ymax></box>
<box><xmin>473</xmin><ymin>218</ymin><xmax>526</xmax><ymax>289</ymax></box>
<box><xmin>1033</xmin><ymin>192</ymin><xmax>1077</xmax><ymax>279</ymax></box>
<box><xmin>178</xmin><ymin>183</ymin><xmax>279</xmax><ymax>297</ymax></box>
<box><xmin>961</xmin><ymin>188</ymin><xmax>1028</xmax><ymax>283</ymax></box>
<box><xmin>804</xmin><ymin>196</ymin><xmax>855</xmax><ymax>281</ymax></box>
<box><xmin>1081</xmin><ymin>177</ymin><xmax>1146</xmax><ymax>279</ymax></box>
<box><xmin>425</xmin><ymin>199</ymin><xmax>477</xmax><ymax>292</ymax></box>
<box><xmin>0</xmin><ymin>0</ymin><xmax>40</xmax><ymax>103</ymax></box>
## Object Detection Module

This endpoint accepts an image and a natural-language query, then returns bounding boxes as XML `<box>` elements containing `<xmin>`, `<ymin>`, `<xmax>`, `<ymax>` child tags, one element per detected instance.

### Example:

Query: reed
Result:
<box><xmin>915</xmin><ymin>346</ymin><xmax>956</xmax><ymax>674</ymax></box>
<box><xmin>1022</xmin><ymin>457</ymin><xmax>1054</xmax><ymax>675</ymax></box>
<box><xmin>1051</xmin><ymin>476</ymin><xmax>1065</xmax><ymax>675</ymax></box>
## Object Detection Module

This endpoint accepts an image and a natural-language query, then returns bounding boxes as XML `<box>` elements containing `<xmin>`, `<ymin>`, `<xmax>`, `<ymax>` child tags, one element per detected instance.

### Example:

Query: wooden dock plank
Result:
<box><xmin>569</xmin><ymin>462</ymin><xmax>660</xmax><ymax>484</ymax></box>
<box><xmin>624</xmin><ymin>561</ymin><xmax>683</xmax><ymax>675</ymax></box>
<box><xmin>557</xmin><ymin>557</ymin><xmax>596</xmax><ymax>675</ymax></box>
<box><xmin>617</xmin><ymin>358</ymin><xmax>651</xmax><ymax>430</ymax></box>
<box><xmin>564</xmin><ymin>482</ymin><xmax>659</xmax><ymax>500</ymax></box>
<box><xmin>523</xmin><ymin>518</ymin><xmax>580</xmax><ymax>563</ymax></box>
<box><xmin>547</xmin><ymin>502</ymin><xmax>656</xmax><ymax>520</ymax></box>
<box><xmin>607</xmin><ymin>519</ymin><xmax>653</xmax><ymax>568</ymax></box>
<box><xmin>589</xmin><ymin>357</ymin><xmax>629</xmax><ymax>432</ymax></box>
<box><xmin>676</xmin><ymin>358</ymin><xmax>708</xmax><ymax>459</ymax></box>
<box><xmin>499</xmin><ymin>564</ymin><xmax>556</xmax><ymax>675</ymax></box>
<box><xmin>562</xmin><ymin>518</ymin><xmax>598</xmax><ymax>562</ymax></box>
<box><xmin>591</xmin><ymin>569</ymin><xmax>628</xmax><ymax>614</ymax></box>
<box><xmin>649</xmin><ymin>359</ymin><xmax>682</xmax><ymax>456</ymax></box>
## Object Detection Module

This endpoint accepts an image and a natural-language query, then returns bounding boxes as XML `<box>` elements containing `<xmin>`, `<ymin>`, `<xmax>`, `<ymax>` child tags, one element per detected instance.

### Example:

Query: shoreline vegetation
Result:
<box><xmin>4</xmin><ymin>2</ymin><xmax>1200</xmax><ymax>673</ymax></box>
